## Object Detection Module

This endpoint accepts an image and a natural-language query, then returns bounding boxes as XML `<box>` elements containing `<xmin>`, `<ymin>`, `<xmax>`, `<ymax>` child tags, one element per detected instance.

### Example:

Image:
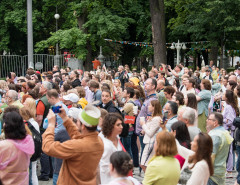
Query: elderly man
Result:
<box><xmin>178</xmin><ymin>107</ymin><xmax>200</xmax><ymax>141</ymax></box>
<box><xmin>206</xmin><ymin>112</ymin><xmax>233</xmax><ymax>185</ymax></box>
<box><xmin>36</xmin><ymin>81</ymin><xmax>53</xmax><ymax>181</ymax></box>
<box><xmin>42</xmin><ymin>105</ymin><xmax>104</xmax><ymax>185</ymax></box>
<box><xmin>36</xmin><ymin>81</ymin><xmax>52</xmax><ymax>129</ymax></box>
<box><xmin>5</xmin><ymin>90</ymin><xmax>23</xmax><ymax>108</ymax></box>
<box><xmin>164</xmin><ymin>101</ymin><xmax>178</xmax><ymax>131</ymax></box>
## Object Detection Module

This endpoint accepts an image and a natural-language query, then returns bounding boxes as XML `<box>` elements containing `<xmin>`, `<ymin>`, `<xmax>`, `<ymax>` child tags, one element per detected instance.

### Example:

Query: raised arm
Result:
<box><xmin>175</xmin><ymin>139</ymin><xmax>194</xmax><ymax>159</ymax></box>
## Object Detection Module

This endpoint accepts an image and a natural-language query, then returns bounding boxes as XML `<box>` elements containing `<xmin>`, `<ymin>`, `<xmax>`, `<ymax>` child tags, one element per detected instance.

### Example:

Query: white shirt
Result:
<box><xmin>176</xmin><ymin>140</ymin><xmax>210</xmax><ymax>185</ymax></box>
<box><xmin>28</xmin><ymin>118</ymin><xmax>40</xmax><ymax>133</ymax></box>
<box><xmin>99</xmin><ymin>132</ymin><xmax>122</xmax><ymax>184</ymax></box>
<box><xmin>142</xmin><ymin>116</ymin><xmax>161</xmax><ymax>144</ymax></box>
<box><xmin>107</xmin><ymin>176</ymin><xmax>141</xmax><ymax>185</ymax></box>
<box><xmin>85</xmin><ymin>86</ymin><xmax>93</xmax><ymax>103</ymax></box>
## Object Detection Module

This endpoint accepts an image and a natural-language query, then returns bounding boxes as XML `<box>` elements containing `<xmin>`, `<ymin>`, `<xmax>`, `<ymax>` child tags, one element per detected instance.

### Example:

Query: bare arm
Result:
<box><xmin>196</xmin><ymin>95</ymin><xmax>201</xmax><ymax>102</ymax></box>
<box><xmin>36</xmin><ymin>115</ymin><xmax>43</xmax><ymax>127</ymax></box>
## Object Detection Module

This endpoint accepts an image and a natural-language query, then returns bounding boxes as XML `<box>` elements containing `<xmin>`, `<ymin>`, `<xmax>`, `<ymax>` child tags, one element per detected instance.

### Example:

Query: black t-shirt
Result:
<box><xmin>72</xmin><ymin>79</ymin><xmax>81</xmax><ymax>88</ymax></box>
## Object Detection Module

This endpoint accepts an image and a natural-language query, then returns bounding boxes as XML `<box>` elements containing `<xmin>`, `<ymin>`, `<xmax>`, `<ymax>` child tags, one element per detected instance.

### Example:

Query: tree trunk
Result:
<box><xmin>149</xmin><ymin>0</ymin><xmax>167</xmax><ymax>66</ymax></box>
<box><xmin>202</xmin><ymin>50</ymin><xmax>208</xmax><ymax>66</ymax></box>
<box><xmin>209</xmin><ymin>46</ymin><xmax>218</xmax><ymax>66</ymax></box>
<box><xmin>77</xmin><ymin>7</ymin><xmax>92</xmax><ymax>71</ymax></box>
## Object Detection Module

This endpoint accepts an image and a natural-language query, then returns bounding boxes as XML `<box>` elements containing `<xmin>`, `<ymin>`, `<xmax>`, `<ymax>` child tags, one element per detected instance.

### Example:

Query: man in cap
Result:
<box><xmin>62</xmin><ymin>93</ymin><xmax>79</xmax><ymax>108</ymax></box>
<box><xmin>42</xmin><ymin>104</ymin><xmax>104</xmax><ymax>185</ymax></box>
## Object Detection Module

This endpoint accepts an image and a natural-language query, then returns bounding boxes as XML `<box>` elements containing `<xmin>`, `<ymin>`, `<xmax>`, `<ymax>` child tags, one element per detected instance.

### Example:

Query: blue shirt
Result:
<box><xmin>166</xmin><ymin>115</ymin><xmax>178</xmax><ymax>132</ymax></box>
<box><xmin>94</xmin><ymin>89</ymin><xmax>102</xmax><ymax>106</ymax></box>
<box><xmin>43</xmin><ymin>101</ymin><xmax>69</xmax><ymax>134</ymax></box>
<box><xmin>197</xmin><ymin>89</ymin><xmax>211</xmax><ymax>116</ymax></box>
<box><xmin>209</xmin><ymin>126</ymin><xmax>233</xmax><ymax>184</ymax></box>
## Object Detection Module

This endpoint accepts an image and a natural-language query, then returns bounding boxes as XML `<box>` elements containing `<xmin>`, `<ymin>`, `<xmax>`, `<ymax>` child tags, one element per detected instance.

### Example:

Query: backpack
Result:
<box><xmin>26</xmin><ymin>121</ymin><xmax>42</xmax><ymax>161</ymax></box>
<box><xmin>233</xmin><ymin>117</ymin><xmax>240</xmax><ymax>145</ymax></box>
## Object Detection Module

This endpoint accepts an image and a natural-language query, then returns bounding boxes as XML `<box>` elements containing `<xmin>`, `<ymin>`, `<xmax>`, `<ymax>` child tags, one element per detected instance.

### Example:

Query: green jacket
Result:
<box><xmin>37</xmin><ymin>94</ymin><xmax>51</xmax><ymax>133</ymax></box>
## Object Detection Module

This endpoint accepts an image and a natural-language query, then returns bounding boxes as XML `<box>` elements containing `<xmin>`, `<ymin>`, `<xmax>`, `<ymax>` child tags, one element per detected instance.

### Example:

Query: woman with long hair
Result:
<box><xmin>107</xmin><ymin>151</ymin><xmax>140</xmax><ymax>185</ymax></box>
<box><xmin>222</xmin><ymin>90</ymin><xmax>238</xmax><ymax>174</ymax></box>
<box><xmin>171</xmin><ymin>121</ymin><xmax>191</xmax><ymax>169</ymax></box>
<box><xmin>186</xmin><ymin>93</ymin><xmax>198</xmax><ymax>126</ymax></box>
<box><xmin>197</xmin><ymin>79</ymin><xmax>212</xmax><ymax>132</ymax></box>
<box><xmin>140</xmin><ymin>100</ymin><xmax>162</xmax><ymax>172</ymax></box>
<box><xmin>171</xmin><ymin>121</ymin><xmax>191</xmax><ymax>149</ymax></box>
<box><xmin>176</xmin><ymin>133</ymin><xmax>214</xmax><ymax>185</ymax></box>
<box><xmin>143</xmin><ymin>131</ymin><xmax>180</xmax><ymax>185</ymax></box>
<box><xmin>113</xmin><ymin>79</ymin><xmax>122</xmax><ymax>94</ymax></box>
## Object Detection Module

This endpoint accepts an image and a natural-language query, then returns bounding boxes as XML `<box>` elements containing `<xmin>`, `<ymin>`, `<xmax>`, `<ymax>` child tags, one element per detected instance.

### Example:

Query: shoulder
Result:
<box><xmin>0</xmin><ymin>140</ymin><xmax>16</xmax><ymax>151</ymax></box>
<box><xmin>152</xmin><ymin>116</ymin><xmax>162</xmax><ymax>121</ymax></box>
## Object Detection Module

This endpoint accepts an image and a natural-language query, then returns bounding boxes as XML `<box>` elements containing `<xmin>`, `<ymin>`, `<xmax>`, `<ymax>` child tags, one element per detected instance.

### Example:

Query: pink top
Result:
<box><xmin>0</xmin><ymin>135</ymin><xmax>34</xmax><ymax>185</ymax></box>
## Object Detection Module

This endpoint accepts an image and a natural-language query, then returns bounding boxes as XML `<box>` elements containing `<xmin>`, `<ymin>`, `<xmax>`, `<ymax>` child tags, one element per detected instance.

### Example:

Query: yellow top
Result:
<box><xmin>143</xmin><ymin>155</ymin><xmax>180</xmax><ymax>185</ymax></box>
<box><xmin>77</xmin><ymin>98</ymin><xmax>88</xmax><ymax>109</ymax></box>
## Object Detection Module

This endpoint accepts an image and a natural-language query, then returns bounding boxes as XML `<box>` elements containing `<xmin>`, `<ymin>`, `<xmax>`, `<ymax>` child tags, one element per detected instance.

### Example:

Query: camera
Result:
<box><xmin>52</xmin><ymin>106</ymin><xmax>61</xmax><ymax>113</ymax></box>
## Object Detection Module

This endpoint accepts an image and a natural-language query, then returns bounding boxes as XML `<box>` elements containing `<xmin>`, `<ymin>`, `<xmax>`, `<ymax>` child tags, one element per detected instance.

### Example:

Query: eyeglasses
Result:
<box><xmin>207</xmin><ymin>118</ymin><xmax>216</xmax><ymax>121</ymax></box>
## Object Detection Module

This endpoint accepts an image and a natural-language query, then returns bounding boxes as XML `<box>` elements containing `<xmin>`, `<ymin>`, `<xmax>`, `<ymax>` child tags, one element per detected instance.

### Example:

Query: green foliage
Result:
<box><xmin>35</xmin><ymin>27</ymin><xmax>89</xmax><ymax>59</ymax></box>
<box><xmin>167</xmin><ymin>0</ymin><xmax>240</xmax><ymax>46</ymax></box>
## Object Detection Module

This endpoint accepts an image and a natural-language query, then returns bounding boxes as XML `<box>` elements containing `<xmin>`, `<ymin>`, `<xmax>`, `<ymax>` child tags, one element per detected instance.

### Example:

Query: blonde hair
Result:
<box><xmin>114</xmin><ymin>79</ymin><xmax>121</xmax><ymax>87</ymax></box>
<box><xmin>75</xmin><ymin>86</ymin><xmax>86</xmax><ymax>98</ymax></box>
<box><xmin>0</xmin><ymin>80</ymin><xmax>8</xmax><ymax>90</ymax></box>
<box><xmin>20</xmin><ymin>107</ymin><xmax>35</xmax><ymax>121</ymax></box>
<box><xmin>24</xmin><ymin>98</ymin><xmax>36</xmax><ymax>118</ymax></box>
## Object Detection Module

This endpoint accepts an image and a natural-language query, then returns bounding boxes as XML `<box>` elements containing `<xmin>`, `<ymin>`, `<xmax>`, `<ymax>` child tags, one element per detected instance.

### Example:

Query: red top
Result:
<box><xmin>92</xmin><ymin>60</ymin><xmax>101</xmax><ymax>69</ymax></box>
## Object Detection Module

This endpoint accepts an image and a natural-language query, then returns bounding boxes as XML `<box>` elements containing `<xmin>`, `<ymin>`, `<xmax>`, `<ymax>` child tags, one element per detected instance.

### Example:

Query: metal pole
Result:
<box><xmin>27</xmin><ymin>0</ymin><xmax>34</xmax><ymax>69</ymax></box>
<box><xmin>176</xmin><ymin>40</ymin><xmax>181</xmax><ymax>65</ymax></box>
<box><xmin>56</xmin><ymin>12</ymin><xmax>59</xmax><ymax>56</ymax></box>
<box><xmin>54</xmin><ymin>6</ymin><xmax>60</xmax><ymax>66</ymax></box>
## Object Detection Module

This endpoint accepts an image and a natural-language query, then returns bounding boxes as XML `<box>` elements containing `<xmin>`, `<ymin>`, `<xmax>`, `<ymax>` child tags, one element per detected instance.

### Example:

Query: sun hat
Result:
<box><xmin>63</xmin><ymin>93</ymin><xmax>79</xmax><ymax>103</ymax></box>
<box><xmin>78</xmin><ymin>105</ymin><xmax>101</xmax><ymax>127</ymax></box>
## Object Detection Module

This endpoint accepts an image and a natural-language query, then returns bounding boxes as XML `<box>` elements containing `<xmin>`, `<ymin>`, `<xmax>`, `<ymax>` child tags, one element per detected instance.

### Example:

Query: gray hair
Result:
<box><xmin>8</xmin><ymin>90</ymin><xmax>18</xmax><ymax>101</ymax></box>
<box><xmin>42</xmin><ymin>81</ymin><xmax>52</xmax><ymax>90</ymax></box>
<box><xmin>182</xmin><ymin>107</ymin><xmax>196</xmax><ymax>125</ymax></box>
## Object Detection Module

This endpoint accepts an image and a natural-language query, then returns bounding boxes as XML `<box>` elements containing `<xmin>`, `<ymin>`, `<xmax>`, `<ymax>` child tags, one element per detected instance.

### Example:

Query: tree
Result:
<box><xmin>167</xmin><ymin>0</ymin><xmax>240</xmax><ymax>68</ymax></box>
<box><xmin>149</xmin><ymin>0</ymin><xmax>167</xmax><ymax>66</ymax></box>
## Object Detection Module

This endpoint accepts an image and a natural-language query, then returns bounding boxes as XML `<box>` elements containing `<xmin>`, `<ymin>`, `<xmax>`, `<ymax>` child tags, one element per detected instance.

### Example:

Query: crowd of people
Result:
<box><xmin>0</xmin><ymin>61</ymin><xmax>240</xmax><ymax>185</ymax></box>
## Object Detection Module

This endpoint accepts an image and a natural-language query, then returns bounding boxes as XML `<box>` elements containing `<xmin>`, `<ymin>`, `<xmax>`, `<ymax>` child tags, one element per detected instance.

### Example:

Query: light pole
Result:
<box><xmin>27</xmin><ymin>0</ymin><xmax>34</xmax><ymax>69</ymax></box>
<box><xmin>98</xmin><ymin>46</ymin><xmax>105</xmax><ymax>66</ymax></box>
<box><xmin>170</xmin><ymin>40</ymin><xmax>186</xmax><ymax>64</ymax></box>
<box><xmin>54</xmin><ymin>12</ymin><xmax>60</xmax><ymax>66</ymax></box>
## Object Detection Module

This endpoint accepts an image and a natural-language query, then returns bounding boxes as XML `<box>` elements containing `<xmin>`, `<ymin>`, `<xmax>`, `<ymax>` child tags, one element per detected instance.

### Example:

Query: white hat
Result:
<box><xmin>63</xmin><ymin>93</ymin><xmax>79</xmax><ymax>103</ymax></box>
<box><xmin>78</xmin><ymin>105</ymin><xmax>100</xmax><ymax>127</ymax></box>
<box><xmin>68</xmin><ymin>107</ymin><xmax>82</xmax><ymax>120</ymax></box>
